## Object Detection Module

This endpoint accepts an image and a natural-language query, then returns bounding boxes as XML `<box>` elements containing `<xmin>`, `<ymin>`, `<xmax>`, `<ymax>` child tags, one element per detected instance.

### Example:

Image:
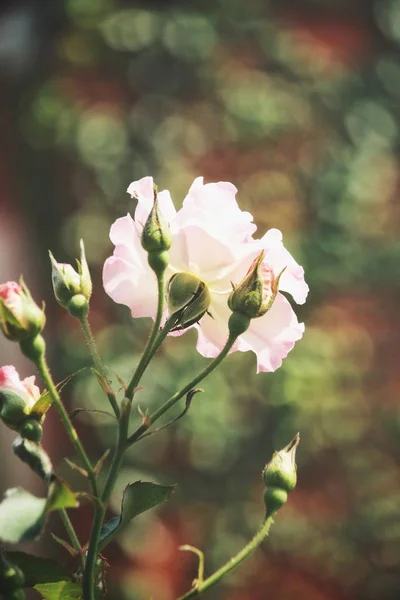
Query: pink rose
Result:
<box><xmin>0</xmin><ymin>365</ymin><xmax>41</xmax><ymax>413</ymax></box>
<box><xmin>103</xmin><ymin>177</ymin><xmax>309</xmax><ymax>372</ymax></box>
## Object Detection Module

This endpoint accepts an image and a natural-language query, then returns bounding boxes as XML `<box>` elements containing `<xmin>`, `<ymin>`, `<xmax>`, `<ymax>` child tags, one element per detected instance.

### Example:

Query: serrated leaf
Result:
<box><xmin>5</xmin><ymin>551</ymin><xmax>69</xmax><ymax>586</ymax></box>
<box><xmin>99</xmin><ymin>481</ymin><xmax>174</xmax><ymax>550</ymax></box>
<box><xmin>0</xmin><ymin>482</ymin><xmax>78</xmax><ymax>543</ymax></box>
<box><xmin>35</xmin><ymin>580</ymin><xmax>82</xmax><ymax>600</ymax></box>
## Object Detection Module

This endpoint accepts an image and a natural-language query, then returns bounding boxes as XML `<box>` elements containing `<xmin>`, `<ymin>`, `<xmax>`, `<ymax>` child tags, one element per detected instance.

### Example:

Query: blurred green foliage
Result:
<box><xmin>1</xmin><ymin>0</ymin><xmax>400</xmax><ymax>599</ymax></box>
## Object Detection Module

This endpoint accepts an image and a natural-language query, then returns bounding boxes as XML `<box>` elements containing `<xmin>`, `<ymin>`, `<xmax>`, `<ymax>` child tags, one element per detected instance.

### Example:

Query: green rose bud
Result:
<box><xmin>0</xmin><ymin>550</ymin><xmax>25</xmax><ymax>594</ymax></box>
<box><xmin>141</xmin><ymin>184</ymin><xmax>172</xmax><ymax>254</ymax></box>
<box><xmin>49</xmin><ymin>240</ymin><xmax>92</xmax><ymax>316</ymax></box>
<box><xmin>167</xmin><ymin>272</ymin><xmax>211</xmax><ymax>331</ymax></box>
<box><xmin>262</xmin><ymin>433</ymin><xmax>299</xmax><ymax>517</ymax></box>
<box><xmin>228</xmin><ymin>251</ymin><xmax>285</xmax><ymax>320</ymax></box>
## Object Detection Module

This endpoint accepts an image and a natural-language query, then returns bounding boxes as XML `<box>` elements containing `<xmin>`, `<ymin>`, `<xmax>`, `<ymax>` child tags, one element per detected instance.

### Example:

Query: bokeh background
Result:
<box><xmin>1</xmin><ymin>1</ymin><xmax>400</xmax><ymax>599</ymax></box>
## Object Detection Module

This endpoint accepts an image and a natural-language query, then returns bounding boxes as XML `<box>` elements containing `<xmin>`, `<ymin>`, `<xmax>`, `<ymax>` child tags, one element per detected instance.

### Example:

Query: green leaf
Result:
<box><xmin>0</xmin><ymin>488</ymin><xmax>47</xmax><ymax>543</ymax></box>
<box><xmin>0</xmin><ymin>482</ymin><xmax>78</xmax><ymax>543</ymax></box>
<box><xmin>5</xmin><ymin>552</ymin><xmax>69</xmax><ymax>586</ymax></box>
<box><xmin>35</xmin><ymin>581</ymin><xmax>82</xmax><ymax>600</ymax></box>
<box><xmin>99</xmin><ymin>481</ymin><xmax>175</xmax><ymax>550</ymax></box>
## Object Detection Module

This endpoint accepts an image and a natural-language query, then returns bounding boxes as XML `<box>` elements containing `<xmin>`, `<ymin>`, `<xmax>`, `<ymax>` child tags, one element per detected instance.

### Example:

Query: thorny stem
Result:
<box><xmin>82</xmin><ymin>398</ymin><xmax>130</xmax><ymax>600</ymax></box>
<box><xmin>177</xmin><ymin>516</ymin><xmax>274</xmax><ymax>600</ymax></box>
<box><xmin>59</xmin><ymin>508</ymin><xmax>84</xmax><ymax>569</ymax></box>
<box><xmin>79</xmin><ymin>314</ymin><xmax>120</xmax><ymax>418</ymax></box>
<box><xmin>126</xmin><ymin>332</ymin><xmax>238</xmax><ymax>447</ymax></box>
<box><xmin>36</xmin><ymin>355</ymin><xmax>99</xmax><ymax>498</ymax></box>
<box><xmin>125</xmin><ymin>273</ymin><xmax>166</xmax><ymax>400</ymax></box>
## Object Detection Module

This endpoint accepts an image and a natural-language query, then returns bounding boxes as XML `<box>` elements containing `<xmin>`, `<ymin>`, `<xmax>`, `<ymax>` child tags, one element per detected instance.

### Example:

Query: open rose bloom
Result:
<box><xmin>103</xmin><ymin>177</ymin><xmax>308</xmax><ymax>372</ymax></box>
<box><xmin>0</xmin><ymin>365</ymin><xmax>41</xmax><ymax>413</ymax></box>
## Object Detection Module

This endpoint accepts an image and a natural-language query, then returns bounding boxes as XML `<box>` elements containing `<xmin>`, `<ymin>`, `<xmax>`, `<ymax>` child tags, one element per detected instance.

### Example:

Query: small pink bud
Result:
<box><xmin>0</xmin><ymin>280</ymin><xmax>45</xmax><ymax>342</ymax></box>
<box><xmin>0</xmin><ymin>365</ymin><xmax>41</xmax><ymax>431</ymax></box>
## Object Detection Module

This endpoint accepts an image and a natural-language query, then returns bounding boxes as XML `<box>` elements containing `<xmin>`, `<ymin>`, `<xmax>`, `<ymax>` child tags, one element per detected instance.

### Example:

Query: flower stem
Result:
<box><xmin>59</xmin><ymin>508</ymin><xmax>84</xmax><ymax>569</ymax></box>
<box><xmin>79</xmin><ymin>314</ymin><xmax>120</xmax><ymax>418</ymax></box>
<box><xmin>125</xmin><ymin>273</ymin><xmax>166</xmax><ymax>400</ymax></box>
<box><xmin>36</xmin><ymin>354</ymin><xmax>99</xmax><ymax>498</ymax></box>
<box><xmin>126</xmin><ymin>332</ymin><xmax>238</xmax><ymax>447</ymax></box>
<box><xmin>82</xmin><ymin>398</ymin><xmax>130</xmax><ymax>600</ymax></box>
<box><xmin>83</xmin><ymin>273</ymin><xmax>167</xmax><ymax>598</ymax></box>
<box><xmin>177</xmin><ymin>516</ymin><xmax>274</xmax><ymax>600</ymax></box>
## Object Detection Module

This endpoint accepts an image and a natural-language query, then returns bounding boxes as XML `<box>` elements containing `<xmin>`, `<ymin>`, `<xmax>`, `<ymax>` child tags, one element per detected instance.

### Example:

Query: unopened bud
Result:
<box><xmin>49</xmin><ymin>240</ymin><xmax>92</xmax><ymax>316</ymax></box>
<box><xmin>263</xmin><ymin>433</ymin><xmax>299</xmax><ymax>517</ymax></box>
<box><xmin>13</xmin><ymin>437</ymin><xmax>53</xmax><ymax>481</ymax></box>
<box><xmin>228</xmin><ymin>252</ymin><xmax>285</xmax><ymax>320</ymax></box>
<box><xmin>141</xmin><ymin>185</ymin><xmax>172</xmax><ymax>254</ymax></box>
<box><xmin>0</xmin><ymin>550</ymin><xmax>25</xmax><ymax>595</ymax></box>
<box><xmin>0</xmin><ymin>280</ymin><xmax>45</xmax><ymax>343</ymax></box>
<box><xmin>19</xmin><ymin>418</ymin><xmax>43</xmax><ymax>443</ymax></box>
<box><xmin>0</xmin><ymin>366</ymin><xmax>41</xmax><ymax>431</ymax></box>
<box><xmin>167</xmin><ymin>272</ymin><xmax>211</xmax><ymax>331</ymax></box>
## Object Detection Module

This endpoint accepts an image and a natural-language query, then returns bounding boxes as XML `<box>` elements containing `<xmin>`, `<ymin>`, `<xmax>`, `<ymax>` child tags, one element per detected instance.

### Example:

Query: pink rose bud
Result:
<box><xmin>0</xmin><ymin>365</ymin><xmax>41</xmax><ymax>431</ymax></box>
<box><xmin>49</xmin><ymin>240</ymin><xmax>92</xmax><ymax>317</ymax></box>
<box><xmin>0</xmin><ymin>280</ymin><xmax>45</xmax><ymax>342</ymax></box>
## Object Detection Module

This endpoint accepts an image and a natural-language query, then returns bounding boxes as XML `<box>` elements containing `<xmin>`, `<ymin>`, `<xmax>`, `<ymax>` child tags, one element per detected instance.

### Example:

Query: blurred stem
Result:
<box><xmin>125</xmin><ymin>273</ymin><xmax>166</xmax><ymax>400</ymax></box>
<box><xmin>82</xmin><ymin>398</ymin><xmax>130</xmax><ymax>600</ymax></box>
<box><xmin>177</xmin><ymin>516</ymin><xmax>274</xmax><ymax>600</ymax></box>
<box><xmin>36</xmin><ymin>354</ymin><xmax>99</xmax><ymax>498</ymax></box>
<box><xmin>79</xmin><ymin>314</ymin><xmax>120</xmax><ymax>418</ymax></box>
<box><xmin>126</xmin><ymin>332</ymin><xmax>238</xmax><ymax>447</ymax></box>
<box><xmin>59</xmin><ymin>509</ymin><xmax>84</xmax><ymax>569</ymax></box>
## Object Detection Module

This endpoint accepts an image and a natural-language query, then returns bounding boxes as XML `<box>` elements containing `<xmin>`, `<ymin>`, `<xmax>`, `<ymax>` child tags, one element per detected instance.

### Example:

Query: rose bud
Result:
<box><xmin>167</xmin><ymin>272</ymin><xmax>211</xmax><ymax>331</ymax></box>
<box><xmin>0</xmin><ymin>366</ymin><xmax>41</xmax><ymax>433</ymax></box>
<box><xmin>49</xmin><ymin>239</ymin><xmax>92</xmax><ymax>317</ymax></box>
<box><xmin>0</xmin><ymin>280</ymin><xmax>45</xmax><ymax>342</ymax></box>
<box><xmin>262</xmin><ymin>433</ymin><xmax>300</xmax><ymax>517</ymax></box>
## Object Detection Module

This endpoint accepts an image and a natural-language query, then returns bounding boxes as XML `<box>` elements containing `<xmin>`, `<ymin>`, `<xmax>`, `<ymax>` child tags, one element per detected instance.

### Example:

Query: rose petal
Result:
<box><xmin>261</xmin><ymin>229</ymin><xmax>309</xmax><ymax>305</ymax></box>
<box><xmin>237</xmin><ymin>293</ymin><xmax>305</xmax><ymax>373</ymax></box>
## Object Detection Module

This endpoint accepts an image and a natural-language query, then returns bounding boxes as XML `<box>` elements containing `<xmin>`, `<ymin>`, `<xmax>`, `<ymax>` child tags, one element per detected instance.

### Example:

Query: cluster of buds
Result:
<box><xmin>49</xmin><ymin>240</ymin><xmax>92</xmax><ymax>318</ymax></box>
<box><xmin>140</xmin><ymin>185</ymin><xmax>212</xmax><ymax>330</ymax></box>
<box><xmin>228</xmin><ymin>252</ymin><xmax>285</xmax><ymax>337</ymax></box>
<box><xmin>262</xmin><ymin>433</ymin><xmax>299</xmax><ymax>517</ymax></box>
